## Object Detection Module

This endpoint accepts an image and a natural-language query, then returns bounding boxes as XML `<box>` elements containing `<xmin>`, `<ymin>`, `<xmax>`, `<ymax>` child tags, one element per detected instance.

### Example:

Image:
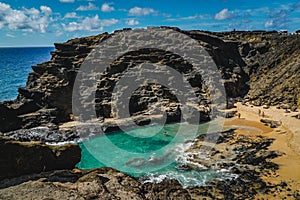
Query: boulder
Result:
<box><xmin>0</xmin><ymin>136</ymin><xmax>81</xmax><ymax>180</ymax></box>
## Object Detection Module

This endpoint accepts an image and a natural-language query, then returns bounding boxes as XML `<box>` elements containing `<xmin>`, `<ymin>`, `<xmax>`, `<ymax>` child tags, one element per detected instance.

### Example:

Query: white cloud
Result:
<box><xmin>62</xmin><ymin>15</ymin><xmax>118</xmax><ymax>32</ymax></box>
<box><xmin>40</xmin><ymin>6</ymin><xmax>52</xmax><ymax>15</ymax></box>
<box><xmin>76</xmin><ymin>2</ymin><xmax>98</xmax><ymax>11</ymax></box>
<box><xmin>128</xmin><ymin>7</ymin><xmax>155</xmax><ymax>16</ymax></box>
<box><xmin>263</xmin><ymin>4</ymin><xmax>299</xmax><ymax>29</ymax></box>
<box><xmin>166</xmin><ymin>14</ymin><xmax>208</xmax><ymax>22</ymax></box>
<box><xmin>24</xmin><ymin>8</ymin><xmax>40</xmax><ymax>16</ymax></box>
<box><xmin>101</xmin><ymin>3</ymin><xmax>114</xmax><ymax>12</ymax></box>
<box><xmin>6</xmin><ymin>33</ymin><xmax>15</xmax><ymax>38</ymax></box>
<box><xmin>59</xmin><ymin>0</ymin><xmax>75</xmax><ymax>3</ymax></box>
<box><xmin>214</xmin><ymin>8</ymin><xmax>234</xmax><ymax>20</ymax></box>
<box><xmin>64</xmin><ymin>12</ymin><xmax>79</xmax><ymax>19</ymax></box>
<box><xmin>126</xmin><ymin>19</ymin><xmax>139</xmax><ymax>25</ymax></box>
<box><xmin>264</xmin><ymin>20</ymin><xmax>274</xmax><ymax>28</ymax></box>
<box><xmin>100</xmin><ymin>18</ymin><xmax>119</xmax><ymax>26</ymax></box>
<box><xmin>0</xmin><ymin>2</ymin><xmax>53</xmax><ymax>33</ymax></box>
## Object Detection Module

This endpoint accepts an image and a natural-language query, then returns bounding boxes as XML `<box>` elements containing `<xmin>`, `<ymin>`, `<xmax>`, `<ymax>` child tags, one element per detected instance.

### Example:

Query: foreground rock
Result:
<box><xmin>0</xmin><ymin>168</ymin><xmax>190</xmax><ymax>200</ymax></box>
<box><xmin>0</xmin><ymin>136</ymin><xmax>81</xmax><ymax>180</ymax></box>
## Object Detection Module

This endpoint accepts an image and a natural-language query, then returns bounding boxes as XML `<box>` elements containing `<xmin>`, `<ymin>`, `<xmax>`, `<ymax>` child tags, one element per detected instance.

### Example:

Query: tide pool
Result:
<box><xmin>77</xmin><ymin>121</ymin><xmax>227</xmax><ymax>187</ymax></box>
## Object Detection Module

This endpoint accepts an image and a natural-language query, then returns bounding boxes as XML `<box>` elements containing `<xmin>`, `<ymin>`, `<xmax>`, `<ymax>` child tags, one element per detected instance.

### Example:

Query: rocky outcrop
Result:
<box><xmin>0</xmin><ymin>168</ymin><xmax>189</xmax><ymax>200</ymax></box>
<box><xmin>0</xmin><ymin>27</ymin><xmax>252</xmax><ymax>133</ymax></box>
<box><xmin>1</xmin><ymin>126</ymin><xmax>79</xmax><ymax>143</ymax></box>
<box><xmin>0</xmin><ymin>33</ymin><xmax>109</xmax><ymax>132</ymax></box>
<box><xmin>0</xmin><ymin>136</ymin><xmax>81</xmax><ymax>180</ymax></box>
<box><xmin>214</xmin><ymin>31</ymin><xmax>300</xmax><ymax>110</ymax></box>
<box><xmin>1</xmin><ymin>27</ymin><xmax>299</xmax><ymax>133</ymax></box>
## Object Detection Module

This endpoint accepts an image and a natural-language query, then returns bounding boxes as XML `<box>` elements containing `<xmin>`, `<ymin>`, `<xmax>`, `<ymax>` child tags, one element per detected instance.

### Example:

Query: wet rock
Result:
<box><xmin>1</xmin><ymin>126</ymin><xmax>79</xmax><ymax>143</ymax></box>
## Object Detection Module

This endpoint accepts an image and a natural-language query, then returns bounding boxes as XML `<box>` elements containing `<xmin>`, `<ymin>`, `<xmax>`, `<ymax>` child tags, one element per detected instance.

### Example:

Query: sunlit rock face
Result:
<box><xmin>1</xmin><ymin>27</ymin><xmax>299</xmax><ymax>133</ymax></box>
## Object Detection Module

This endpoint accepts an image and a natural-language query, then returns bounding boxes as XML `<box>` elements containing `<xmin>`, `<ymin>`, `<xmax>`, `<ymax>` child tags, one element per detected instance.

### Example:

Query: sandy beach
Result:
<box><xmin>225</xmin><ymin>102</ymin><xmax>300</xmax><ymax>199</ymax></box>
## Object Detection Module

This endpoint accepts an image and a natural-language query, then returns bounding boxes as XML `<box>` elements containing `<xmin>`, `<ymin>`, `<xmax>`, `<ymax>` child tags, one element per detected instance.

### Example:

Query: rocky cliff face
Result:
<box><xmin>215</xmin><ymin>31</ymin><xmax>300</xmax><ymax>110</ymax></box>
<box><xmin>0</xmin><ymin>27</ymin><xmax>299</xmax><ymax>133</ymax></box>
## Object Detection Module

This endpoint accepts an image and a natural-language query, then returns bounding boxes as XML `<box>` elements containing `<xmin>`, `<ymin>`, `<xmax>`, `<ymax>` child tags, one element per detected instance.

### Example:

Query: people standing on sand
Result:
<box><xmin>258</xmin><ymin>109</ymin><xmax>261</xmax><ymax>116</ymax></box>
<box><xmin>262</xmin><ymin>111</ymin><xmax>265</xmax><ymax>118</ymax></box>
<box><xmin>237</xmin><ymin>113</ymin><xmax>241</xmax><ymax>119</ymax></box>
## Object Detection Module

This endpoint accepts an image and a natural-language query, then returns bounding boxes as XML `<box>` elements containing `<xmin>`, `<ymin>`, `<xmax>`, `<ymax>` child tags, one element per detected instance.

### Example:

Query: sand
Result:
<box><xmin>225</xmin><ymin>102</ymin><xmax>300</xmax><ymax>199</ymax></box>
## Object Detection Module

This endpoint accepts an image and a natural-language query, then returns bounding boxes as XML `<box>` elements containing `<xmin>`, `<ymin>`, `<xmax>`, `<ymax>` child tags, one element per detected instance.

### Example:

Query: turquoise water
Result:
<box><xmin>77</xmin><ymin>122</ymin><xmax>226</xmax><ymax>186</ymax></box>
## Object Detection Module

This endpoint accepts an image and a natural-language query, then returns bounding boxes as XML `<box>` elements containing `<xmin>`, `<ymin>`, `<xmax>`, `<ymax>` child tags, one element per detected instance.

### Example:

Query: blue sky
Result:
<box><xmin>0</xmin><ymin>0</ymin><xmax>299</xmax><ymax>46</ymax></box>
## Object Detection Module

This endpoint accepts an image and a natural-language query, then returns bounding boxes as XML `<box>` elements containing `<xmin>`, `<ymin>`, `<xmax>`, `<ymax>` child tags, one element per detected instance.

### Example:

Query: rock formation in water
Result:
<box><xmin>1</xmin><ymin>27</ymin><xmax>299</xmax><ymax>133</ymax></box>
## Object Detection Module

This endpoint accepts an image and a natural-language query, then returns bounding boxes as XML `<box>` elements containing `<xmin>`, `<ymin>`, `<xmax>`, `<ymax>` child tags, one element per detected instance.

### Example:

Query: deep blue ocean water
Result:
<box><xmin>0</xmin><ymin>47</ymin><xmax>54</xmax><ymax>102</ymax></box>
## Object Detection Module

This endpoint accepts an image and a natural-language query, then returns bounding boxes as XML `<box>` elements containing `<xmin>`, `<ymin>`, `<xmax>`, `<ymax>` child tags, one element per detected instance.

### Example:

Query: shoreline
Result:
<box><xmin>225</xmin><ymin>102</ymin><xmax>300</xmax><ymax>199</ymax></box>
<box><xmin>1</xmin><ymin>104</ymin><xmax>299</xmax><ymax>199</ymax></box>
<box><xmin>235</xmin><ymin>102</ymin><xmax>300</xmax><ymax>156</ymax></box>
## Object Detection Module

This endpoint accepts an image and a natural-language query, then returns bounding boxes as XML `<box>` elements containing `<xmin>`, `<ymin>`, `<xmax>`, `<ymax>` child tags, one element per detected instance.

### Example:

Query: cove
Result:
<box><xmin>76</xmin><ymin>122</ymin><xmax>226</xmax><ymax>187</ymax></box>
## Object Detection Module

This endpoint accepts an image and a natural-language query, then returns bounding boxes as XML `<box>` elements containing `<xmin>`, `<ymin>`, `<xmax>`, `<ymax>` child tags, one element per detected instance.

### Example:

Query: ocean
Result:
<box><xmin>0</xmin><ymin>47</ymin><xmax>54</xmax><ymax>102</ymax></box>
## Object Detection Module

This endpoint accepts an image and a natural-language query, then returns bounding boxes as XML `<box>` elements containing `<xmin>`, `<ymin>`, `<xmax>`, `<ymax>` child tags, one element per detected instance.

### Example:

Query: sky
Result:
<box><xmin>0</xmin><ymin>0</ymin><xmax>299</xmax><ymax>47</ymax></box>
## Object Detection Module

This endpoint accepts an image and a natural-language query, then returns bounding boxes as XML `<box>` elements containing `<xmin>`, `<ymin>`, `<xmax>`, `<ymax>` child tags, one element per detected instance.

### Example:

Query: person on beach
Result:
<box><xmin>258</xmin><ymin>109</ymin><xmax>261</xmax><ymax>116</ymax></box>
<box><xmin>237</xmin><ymin>113</ymin><xmax>241</xmax><ymax>119</ymax></box>
<box><xmin>262</xmin><ymin>111</ymin><xmax>265</xmax><ymax>118</ymax></box>
<box><xmin>285</xmin><ymin>108</ymin><xmax>289</xmax><ymax>113</ymax></box>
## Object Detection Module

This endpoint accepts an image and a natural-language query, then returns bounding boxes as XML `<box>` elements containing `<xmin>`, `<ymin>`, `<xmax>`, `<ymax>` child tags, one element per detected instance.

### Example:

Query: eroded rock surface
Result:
<box><xmin>2</xmin><ymin>28</ymin><xmax>298</xmax><ymax>133</ymax></box>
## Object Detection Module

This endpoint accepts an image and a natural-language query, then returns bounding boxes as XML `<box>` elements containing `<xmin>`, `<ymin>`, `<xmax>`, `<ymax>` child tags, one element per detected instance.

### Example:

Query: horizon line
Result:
<box><xmin>0</xmin><ymin>45</ymin><xmax>54</xmax><ymax>48</ymax></box>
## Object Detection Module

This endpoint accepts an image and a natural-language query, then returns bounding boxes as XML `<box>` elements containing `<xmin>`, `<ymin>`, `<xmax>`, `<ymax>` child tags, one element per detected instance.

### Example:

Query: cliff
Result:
<box><xmin>1</xmin><ymin>27</ymin><xmax>298</xmax><ymax>133</ymax></box>
<box><xmin>215</xmin><ymin>31</ymin><xmax>300</xmax><ymax>110</ymax></box>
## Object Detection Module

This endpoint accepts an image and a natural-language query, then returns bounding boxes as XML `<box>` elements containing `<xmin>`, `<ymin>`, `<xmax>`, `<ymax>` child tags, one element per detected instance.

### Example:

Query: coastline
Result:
<box><xmin>0</xmin><ymin>28</ymin><xmax>299</xmax><ymax>199</ymax></box>
<box><xmin>1</xmin><ymin>103</ymin><xmax>299</xmax><ymax>199</ymax></box>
